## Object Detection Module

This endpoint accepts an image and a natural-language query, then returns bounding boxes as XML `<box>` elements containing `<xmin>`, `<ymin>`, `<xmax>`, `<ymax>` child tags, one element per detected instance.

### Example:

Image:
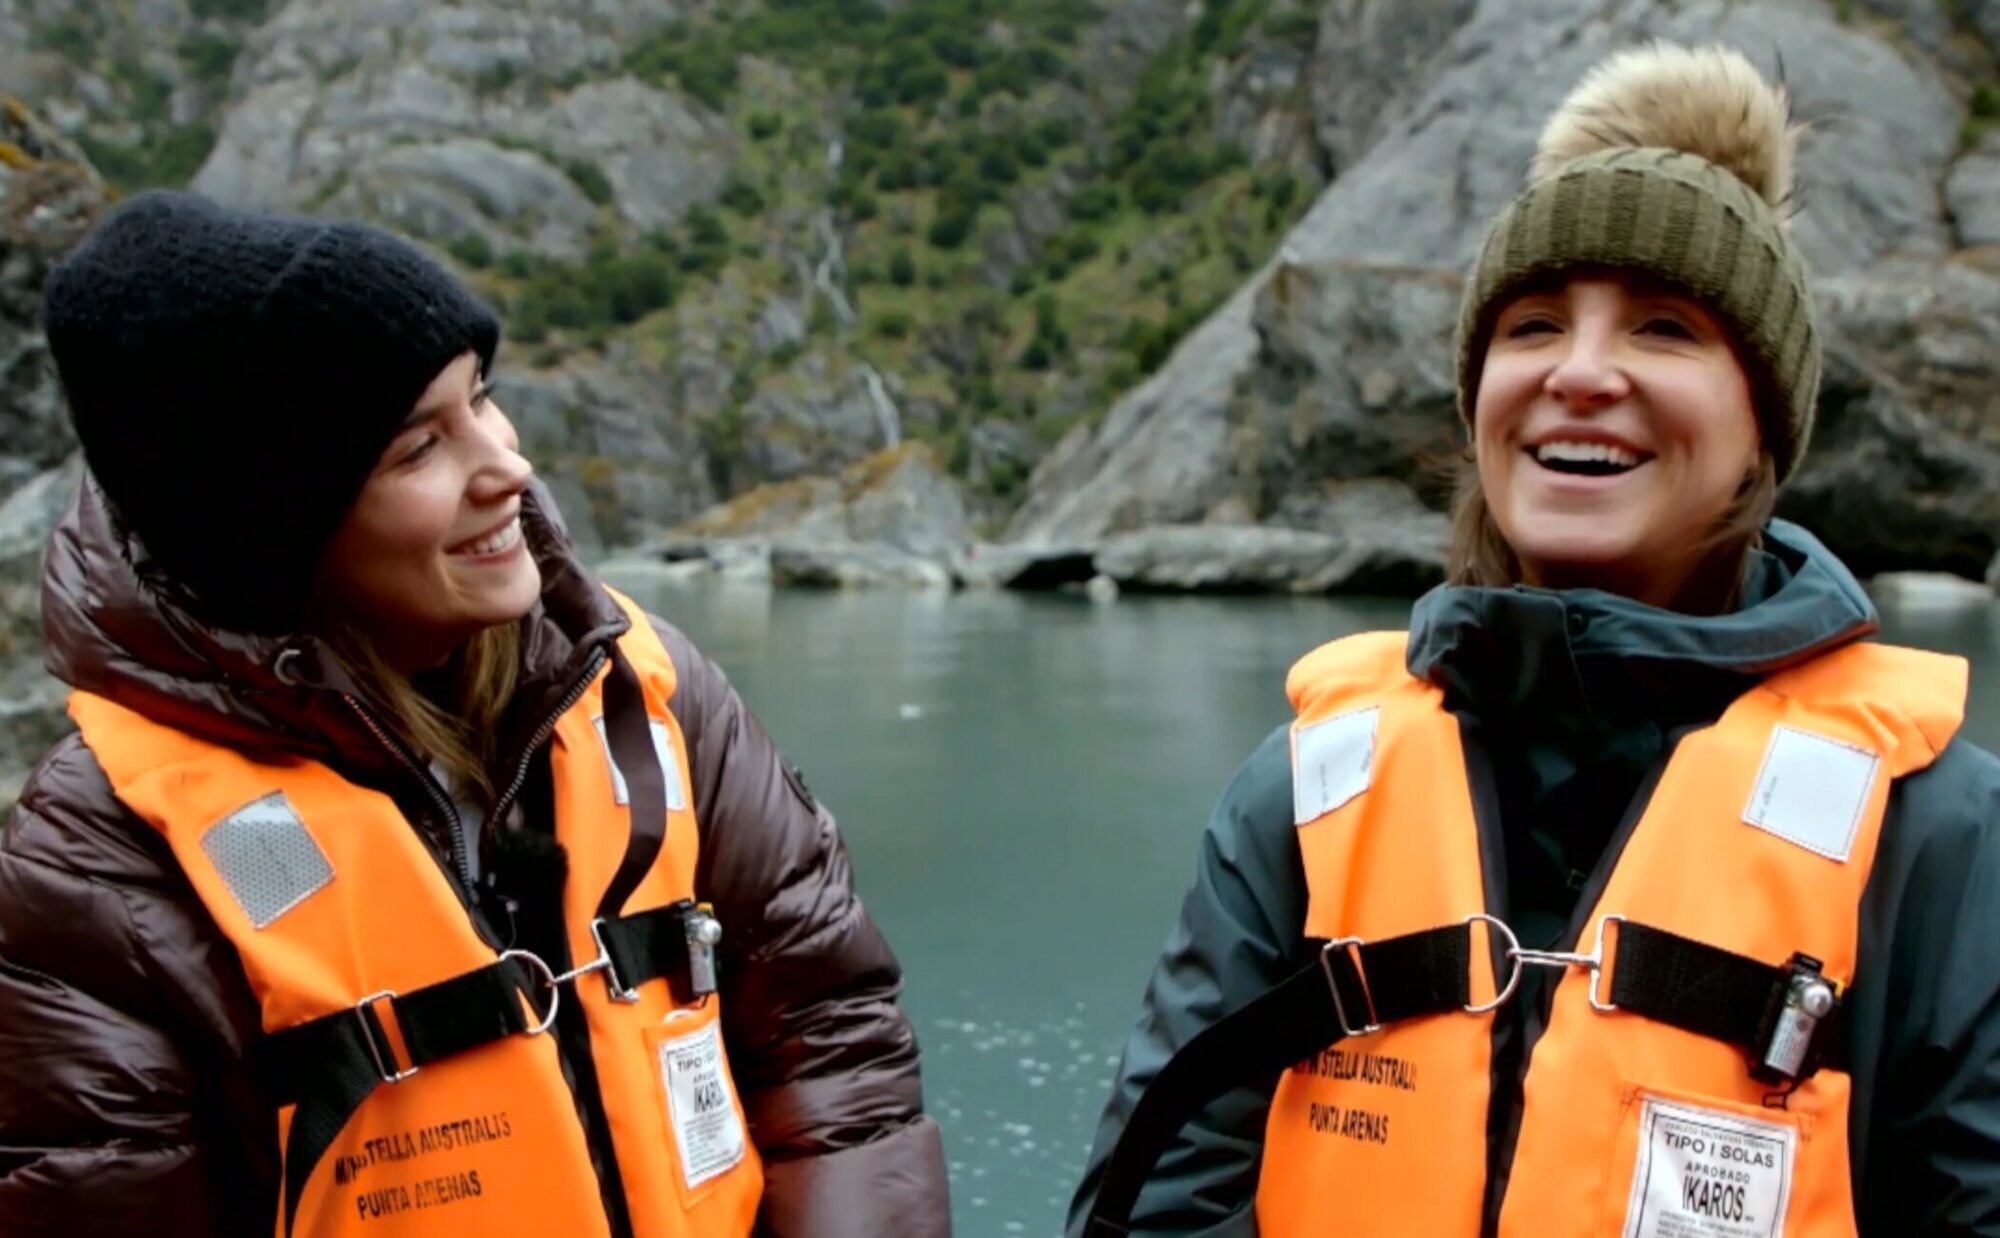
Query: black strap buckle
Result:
<box><xmin>1083</xmin><ymin>920</ymin><xmax>1471</xmax><ymax>1235</ymax></box>
<box><xmin>351</xmin><ymin>990</ymin><xmax>417</xmax><ymax>1085</ymax></box>
<box><xmin>1319</xmin><ymin>938</ymin><xmax>1379</xmax><ymax>1037</ymax></box>
<box><xmin>347</xmin><ymin>952</ymin><xmax>558</xmax><ymax>1087</ymax></box>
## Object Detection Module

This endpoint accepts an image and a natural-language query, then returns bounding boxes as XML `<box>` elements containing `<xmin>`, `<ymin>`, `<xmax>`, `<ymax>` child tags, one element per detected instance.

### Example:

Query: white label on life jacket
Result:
<box><xmin>1742</xmin><ymin>724</ymin><xmax>1880</xmax><ymax>862</ymax></box>
<box><xmin>658</xmin><ymin>1020</ymin><xmax>746</xmax><ymax>1189</ymax></box>
<box><xmin>1292</xmin><ymin>706</ymin><xmax>1378</xmax><ymax>825</ymax></box>
<box><xmin>595</xmin><ymin>716</ymin><xmax>689</xmax><ymax>812</ymax></box>
<box><xmin>1620</xmin><ymin>1097</ymin><xmax>1796</xmax><ymax>1238</ymax></box>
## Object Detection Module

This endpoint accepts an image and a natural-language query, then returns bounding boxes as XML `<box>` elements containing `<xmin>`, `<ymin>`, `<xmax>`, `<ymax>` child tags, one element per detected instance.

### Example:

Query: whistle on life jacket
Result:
<box><xmin>1752</xmin><ymin>952</ymin><xmax>1839</xmax><ymax>1084</ymax></box>
<box><xmin>681</xmin><ymin>901</ymin><xmax>723</xmax><ymax>1000</ymax></box>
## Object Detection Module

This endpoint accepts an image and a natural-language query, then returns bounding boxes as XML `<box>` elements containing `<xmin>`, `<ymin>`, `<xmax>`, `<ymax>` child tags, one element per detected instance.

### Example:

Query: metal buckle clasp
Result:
<box><xmin>544</xmin><ymin>918</ymin><xmax>641</xmax><ymax>1004</ymax></box>
<box><xmin>501</xmin><ymin>949</ymin><xmax>562</xmax><ymax>1035</ymax></box>
<box><xmin>352</xmin><ymin>990</ymin><xmax>418</xmax><ymax>1084</ymax></box>
<box><xmin>543</xmin><ymin>920</ymin><xmax>637</xmax><ymax>1003</ymax></box>
<box><xmin>1463</xmin><ymin>912</ymin><xmax>1623</xmax><ymax>1015</ymax></box>
<box><xmin>1319</xmin><ymin>937</ymin><xmax>1381</xmax><ymax>1038</ymax></box>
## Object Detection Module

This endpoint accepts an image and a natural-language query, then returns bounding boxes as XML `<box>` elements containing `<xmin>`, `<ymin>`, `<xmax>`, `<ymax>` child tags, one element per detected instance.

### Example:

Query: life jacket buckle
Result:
<box><xmin>352</xmin><ymin>990</ymin><xmax>419</xmax><ymax>1085</ymax></box>
<box><xmin>1318</xmin><ymin>937</ymin><xmax>1382</xmax><ymax>1037</ymax></box>
<box><xmin>590</xmin><ymin>917</ymin><xmax>644</xmax><ymax>1004</ymax></box>
<box><xmin>501</xmin><ymin>949</ymin><xmax>562</xmax><ymax>1035</ymax></box>
<box><xmin>1463</xmin><ymin>913</ymin><xmax>1625</xmax><ymax>1015</ymax></box>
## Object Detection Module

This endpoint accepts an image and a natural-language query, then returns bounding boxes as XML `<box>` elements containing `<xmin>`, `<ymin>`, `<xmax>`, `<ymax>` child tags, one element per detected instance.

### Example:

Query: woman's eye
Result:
<box><xmin>1505</xmin><ymin>316</ymin><xmax>1559</xmax><ymax>338</ymax></box>
<box><xmin>401</xmin><ymin>435</ymin><xmax>439</xmax><ymax>465</ymax></box>
<box><xmin>473</xmin><ymin>380</ymin><xmax>497</xmax><ymax>410</ymax></box>
<box><xmin>1639</xmin><ymin>316</ymin><xmax>1695</xmax><ymax>340</ymax></box>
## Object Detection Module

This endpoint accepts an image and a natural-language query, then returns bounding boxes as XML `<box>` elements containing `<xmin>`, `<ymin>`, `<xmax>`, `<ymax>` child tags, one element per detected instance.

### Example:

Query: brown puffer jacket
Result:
<box><xmin>0</xmin><ymin>480</ymin><xmax>950</xmax><ymax>1237</ymax></box>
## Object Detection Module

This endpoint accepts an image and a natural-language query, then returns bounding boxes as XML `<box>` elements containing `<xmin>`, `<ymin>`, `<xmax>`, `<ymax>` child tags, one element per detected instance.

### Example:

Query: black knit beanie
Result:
<box><xmin>42</xmin><ymin>189</ymin><xmax>500</xmax><ymax>634</ymax></box>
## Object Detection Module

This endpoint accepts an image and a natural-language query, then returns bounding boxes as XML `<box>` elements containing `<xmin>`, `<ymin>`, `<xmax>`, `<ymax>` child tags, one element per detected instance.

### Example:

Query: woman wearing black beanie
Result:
<box><xmin>0</xmin><ymin>190</ymin><xmax>950</xmax><ymax>1238</ymax></box>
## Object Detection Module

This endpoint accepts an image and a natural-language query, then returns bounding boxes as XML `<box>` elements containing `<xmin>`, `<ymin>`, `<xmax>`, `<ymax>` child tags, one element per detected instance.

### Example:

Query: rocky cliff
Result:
<box><xmin>1</xmin><ymin>0</ymin><xmax>1998</xmax><ymax>808</ymax></box>
<box><xmin>9</xmin><ymin>0</ymin><xmax>1995</xmax><ymax>582</ymax></box>
<box><xmin>0</xmin><ymin>0</ymin><xmax>1992</xmax><ymax>620</ymax></box>
<box><xmin>0</xmin><ymin>97</ymin><xmax>105</xmax><ymax>807</ymax></box>
<box><xmin>1011</xmin><ymin>0</ymin><xmax>2000</xmax><ymax>592</ymax></box>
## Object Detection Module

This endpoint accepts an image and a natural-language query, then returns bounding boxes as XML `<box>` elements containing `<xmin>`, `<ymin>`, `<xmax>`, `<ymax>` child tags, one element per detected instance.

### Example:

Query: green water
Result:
<box><xmin>597</xmin><ymin>569</ymin><xmax>2000</xmax><ymax>1238</ymax></box>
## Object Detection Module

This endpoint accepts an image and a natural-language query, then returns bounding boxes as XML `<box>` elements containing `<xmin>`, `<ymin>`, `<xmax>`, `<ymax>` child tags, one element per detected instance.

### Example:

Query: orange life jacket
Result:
<box><xmin>69</xmin><ymin>587</ymin><xmax>763</xmax><ymax>1238</ymax></box>
<box><xmin>1254</xmin><ymin>630</ymin><xmax>1966</xmax><ymax>1237</ymax></box>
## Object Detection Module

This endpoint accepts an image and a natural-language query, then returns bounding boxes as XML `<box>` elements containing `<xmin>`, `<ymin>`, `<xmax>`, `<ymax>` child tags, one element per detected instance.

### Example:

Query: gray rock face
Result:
<box><xmin>956</xmin><ymin>542</ymin><xmax>1099</xmax><ymax>590</ymax></box>
<box><xmin>0</xmin><ymin>99</ymin><xmax>102</xmax><ymax>493</ymax></box>
<box><xmin>1976</xmin><ymin>0</ymin><xmax>2000</xmax><ymax>55</ymax></box>
<box><xmin>0</xmin><ymin>453</ymin><xmax>82</xmax><ymax>814</ymax></box>
<box><xmin>1012</xmin><ymin>0</ymin><xmax>1990</xmax><ymax>584</ymax></box>
<box><xmin>768</xmin><ymin>541</ymin><xmax>954</xmax><ymax>590</ymax></box>
<box><xmin>1309</xmin><ymin>0</ymin><xmax>1480</xmax><ymax>176</ymax></box>
<box><xmin>0</xmin><ymin>453</ymin><xmax>79</xmax><ymax>662</ymax></box>
<box><xmin>348</xmin><ymin>139</ymin><xmax>599</xmax><ymax>259</ymax></box>
<box><xmin>648</xmin><ymin>445</ymin><xmax>971</xmax><ymax>589</ymax></box>
<box><xmin>1949</xmin><ymin>131</ymin><xmax>2000</xmax><ymax>249</ymax></box>
<box><xmin>1097</xmin><ymin>526</ymin><xmax>1345</xmax><ymax>591</ymax></box>
<box><xmin>498</xmin><ymin>352</ymin><xmax>717</xmax><ymax>554</ymax></box>
<box><xmin>1783</xmin><ymin>259</ymin><xmax>2000</xmax><ymax>579</ymax></box>
<box><xmin>742</xmin><ymin>351</ymin><xmax>907</xmax><ymax>484</ymax></box>
<box><xmin>509</xmin><ymin>79</ymin><xmax>734</xmax><ymax>235</ymax></box>
<box><xmin>1284</xmin><ymin>0</ymin><xmax>1955</xmax><ymax>276</ymax></box>
<box><xmin>192</xmin><ymin>0</ymin><xmax>733</xmax><ymax>236</ymax></box>
<box><xmin>1096</xmin><ymin>522</ymin><xmax>1443</xmax><ymax>595</ymax></box>
<box><xmin>0</xmin><ymin>102</ymin><xmax>102</xmax><ymax>808</ymax></box>
<box><xmin>1236</xmin><ymin>261</ymin><xmax>1464</xmax><ymax>506</ymax></box>
<box><xmin>675</xmin><ymin>444</ymin><xmax>970</xmax><ymax>559</ymax></box>
<box><xmin>1007</xmin><ymin>288</ymin><xmax>1260</xmax><ymax>539</ymax></box>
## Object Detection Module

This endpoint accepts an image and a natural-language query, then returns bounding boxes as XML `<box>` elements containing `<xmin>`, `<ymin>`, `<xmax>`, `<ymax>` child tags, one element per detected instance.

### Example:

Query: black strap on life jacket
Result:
<box><xmin>1607</xmin><ymin>920</ymin><xmax>1847</xmax><ymax>1081</ymax></box>
<box><xmin>1082</xmin><ymin>923</ymin><xmax>1473</xmax><ymax>1238</ymax></box>
<box><xmin>257</xmin><ymin>899</ymin><xmax>718</xmax><ymax>1233</ymax></box>
<box><xmin>1079</xmin><ymin>916</ymin><xmax>1845</xmax><ymax>1238</ymax></box>
<box><xmin>597</xmin><ymin>650</ymin><xmax>668</xmax><ymax>923</ymax></box>
<box><xmin>257</xmin><ymin>650</ymin><xmax>700</xmax><ymax>1235</ymax></box>
<box><xmin>260</xmin><ymin>957</ymin><xmax>537</xmax><ymax>1235</ymax></box>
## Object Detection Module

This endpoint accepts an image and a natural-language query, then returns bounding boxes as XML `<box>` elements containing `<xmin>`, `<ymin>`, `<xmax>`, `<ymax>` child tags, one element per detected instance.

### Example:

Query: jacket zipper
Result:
<box><xmin>482</xmin><ymin>648</ymin><xmax>608</xmax><ymax>836</ymax></box>
<box><xmin>1472</xmin><ymin>720</ymin><xmax>1692</xmax><ymax>1238</ymax></box>
<box><xmin>340</xmin><ymin>693</ymin><xmax>487</xmax><ymax>906</ymax></box>
<box><xmin>476</xmin><ymin>646</ymin><xmax>633</xmax><ymax>1238</ymax></box>
<box><xmin>339</xmin><ymin>647</ymin><xmax>607</xmax><ymax>900</ymax></box>
<box><xmin>340</xmin><ymin>647</ymin><xmax>633</xmax><ymax>1238</ymax></box>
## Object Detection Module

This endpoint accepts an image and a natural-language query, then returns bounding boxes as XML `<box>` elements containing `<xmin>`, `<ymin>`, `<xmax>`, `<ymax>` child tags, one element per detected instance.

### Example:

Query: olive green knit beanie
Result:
<box><xmin>1455</xmin><ymin>42</ymin><xmax>1820</xmax><ymax>480</ymax></box>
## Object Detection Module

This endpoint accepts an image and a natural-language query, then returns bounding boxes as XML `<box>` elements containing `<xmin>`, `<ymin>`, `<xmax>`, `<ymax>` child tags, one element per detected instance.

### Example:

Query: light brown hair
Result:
<box><xmin>320</xmin><ymin>620</ymin><xmax>522</xmax><ymax>811</ymax></box>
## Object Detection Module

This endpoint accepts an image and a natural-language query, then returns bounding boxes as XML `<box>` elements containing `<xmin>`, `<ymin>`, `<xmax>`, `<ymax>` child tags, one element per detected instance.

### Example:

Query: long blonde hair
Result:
<box><xmin>320</xmin><ymin>619</ymin><xmax>523</xmax><ymax>811</ymax></box>
<box><xmin>1445</xmin><ymin>452</ymin><xmax>1780</xmax><ymax>615</ymax></box>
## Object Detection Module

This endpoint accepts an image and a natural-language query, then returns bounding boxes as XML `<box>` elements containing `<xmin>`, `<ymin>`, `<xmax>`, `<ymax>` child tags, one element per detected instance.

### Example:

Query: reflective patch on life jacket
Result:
<box><xmin>200</xmin><ymin>791</ymin><xmax>334</xmax><ymax>929</ymax></box>
<box><xmin>594</xmin><ymin>715</ymin><xmax>689</xmax><ymax>812</ymax></box>
<box><xmin>1742</xmin><ymin>725</ymin><xmax>1881</xmax><ymax>862</ymax></box>
<box><xmin>1292</xmin><ymin>706</ymin><xmax>1379</xmax><ymax>826</ymax></box>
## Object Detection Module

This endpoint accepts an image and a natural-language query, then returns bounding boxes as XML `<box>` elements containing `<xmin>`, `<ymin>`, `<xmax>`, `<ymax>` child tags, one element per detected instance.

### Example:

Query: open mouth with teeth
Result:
<box><xmin>450</xmin><ymin>516</ymin><xmax>523</xmax><ymax>557</ymax></box>
<box><xmin>1527</xmin><ymin>440</ymin><xmax>1650</xmax><ymax>478</ymax></box>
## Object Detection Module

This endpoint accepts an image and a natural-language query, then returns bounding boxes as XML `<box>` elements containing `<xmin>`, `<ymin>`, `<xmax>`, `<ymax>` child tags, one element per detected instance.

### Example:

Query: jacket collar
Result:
<box><xmin>1405</xmin><ymin>520</ymin><xmax>1879</xmax><ymax>723</ymax></box>
<box><xmin>41</xmin><ymin>476</ymin><xmax>629</xmax><ymax>782</ymax></box>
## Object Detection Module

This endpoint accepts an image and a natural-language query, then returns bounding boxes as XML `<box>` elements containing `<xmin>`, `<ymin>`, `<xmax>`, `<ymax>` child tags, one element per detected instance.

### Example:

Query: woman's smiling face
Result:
<box><xmin>1473</xmin><ymin>271</ymin><xmax>1762</xmax><ymax>606</ymax></box>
